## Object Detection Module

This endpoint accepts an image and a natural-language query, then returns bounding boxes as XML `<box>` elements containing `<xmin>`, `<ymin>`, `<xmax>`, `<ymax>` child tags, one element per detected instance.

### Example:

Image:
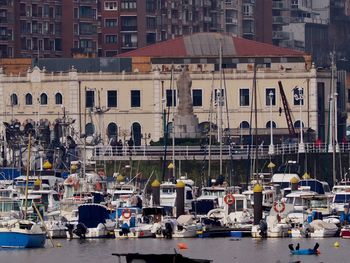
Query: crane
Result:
<box><xmin>278</xmin><ymin>81</ymin><xmax>297</xmax><ymax>138</ymax></box>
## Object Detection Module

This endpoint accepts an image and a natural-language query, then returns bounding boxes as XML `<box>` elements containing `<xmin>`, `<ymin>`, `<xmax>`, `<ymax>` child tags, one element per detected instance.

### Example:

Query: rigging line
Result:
<box><xmin>246</xmin><ymin>64</ymin><xmax>255</xmax><ymax>189</ymax></box>
<box><xmin>222</xmin><ymin>67</ymin><xmax>235</xmax><ymax>186</ymax></box>
<box><xmin>207</xmin><ymin>71</ymin><xmax>215</xmax><ymax>184</ymax></box>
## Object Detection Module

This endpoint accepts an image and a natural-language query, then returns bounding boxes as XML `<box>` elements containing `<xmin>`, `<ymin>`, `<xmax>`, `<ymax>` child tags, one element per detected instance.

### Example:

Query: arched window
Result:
<box><xmin>107</xmin><ymin>122</ymin><xmax>118</xmax><ymax>138</ymax></box>
<box><xmin>131</xmin><ymin>122</ymin><xmax>142</xmax><ymax>146</ymax></box>
<box><xmin>55</xmin><ymin>93</ymin><xmax>63</xmax><ymax>105</ymax></box>
<box><xmin>294</xmin><ymin>120</ymin><xmax>304</xmax><ymax>128</ymax></box>
<box><xmin>40</xmin><ymin>93</ymin><xmax>48</xmax><ymax>105</ymax></box>
<box><xmin>266</xmin><ymin>121</ymin><xmax>277</xmax><ymax>128</ymax></box>
<box><xmin>239</xmin><ymin>121</ymin><xmax>250</xmax><ymax>129</ymax></box>
<box><xmin>25</xmin><ymin>93</ymin><xmax>32</xmax><ymax>105</ymax></box>
<box><xmin>10</xmin><ymin>93</ymin><xmax>18</xmax><ymax>106</ymax></box>
<box><xmin>85</xmin><ymin>123</ymin><xmax>95</xmax><ymax>136</ymax></box>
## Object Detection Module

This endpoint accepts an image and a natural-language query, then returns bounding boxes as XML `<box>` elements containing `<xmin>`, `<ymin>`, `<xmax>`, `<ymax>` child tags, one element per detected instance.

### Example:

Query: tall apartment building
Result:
<box><xmin>0</xmin><ymin>0</ymin><xmax>14</xmax><ymax>57</ymax></box>
<box><xmin>0</xmin><ymin>0</ymin><xmax>254</xmax><ymax>58</ymax></box>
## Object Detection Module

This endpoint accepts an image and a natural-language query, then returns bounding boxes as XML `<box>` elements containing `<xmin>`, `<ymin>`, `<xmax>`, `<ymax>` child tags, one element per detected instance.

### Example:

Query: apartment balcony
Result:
<box><xmin>272</xmin><ymin>30</ymin><xmax>290</xmax><ymax>40</ymax></box>
<box><xmin>272</xmin><ymin>1</ymin><xmax>288</xmax><ymax>10</ymax></box>
<box><xmin>120</xmin><ymin>26</ymin><xmax>137</xmax><ymax>32</ymax></box>
<box><xmin>226</xmin><ymin>17</ymin><xmax>238</xmax><ymax>24</ymax></box>
<box><xmin>203</xmin><ymin>0</ymin><xmax>211</xmax><ymax>7</ymax></box>
<box><xmin>121</xmin><ymin>42</ymin><xmax>137</xmax><ymax>49</ymax></box>
<box><xmin>203</xmin><ymin>16</ymin><xmax>212</xmax><ymax>22</ymax></box>
<box><xmin>272</xmin><ymin>16</ymin><xmax>289</xmax><ymax>24</ymax></box>
<box><xmin>224</xmin><ymin>0</ymin><xmax>238</xmax><ymax>10</ymax></box>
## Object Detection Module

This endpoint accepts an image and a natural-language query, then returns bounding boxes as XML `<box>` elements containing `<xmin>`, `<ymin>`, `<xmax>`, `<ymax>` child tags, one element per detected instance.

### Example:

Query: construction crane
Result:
<box><xmin>278</xmin><ymin>81</ymin><xmax>297</xmax><ymax>138</ymax></box>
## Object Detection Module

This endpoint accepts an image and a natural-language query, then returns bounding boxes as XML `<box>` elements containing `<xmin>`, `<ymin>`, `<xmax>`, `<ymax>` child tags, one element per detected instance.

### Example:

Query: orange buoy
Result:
<box><xmin>177</xmin><ymin>243</ymin><xmax>188</xmax><ymax>250</ymax></box>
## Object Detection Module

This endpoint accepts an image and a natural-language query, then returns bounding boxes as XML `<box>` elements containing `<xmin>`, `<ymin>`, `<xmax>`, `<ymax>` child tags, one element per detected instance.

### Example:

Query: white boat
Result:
<box><xmin>331</xmin><ymin>191</ymin><xmax>350</xmax><ymax>213</ymax></box>
<box><xmin>309</xmin><ymin>219</ymin><xmax>338</xmax><ymax>238</ymax></box>
<box><xmin>173</xmin><ymin>215</ymin><xmax>200</xmax><ymax>238</ymax></box>
<box><xmin>66</xmin><ymin>203</ymin><xmax>115</xmax><ymax>239</ymax></box>
<box><xmin>159</xmin><ymin>179</ymin><xmax>195</xmax><ymax>211</ymax></box>
<box><xmin>115</xmin><ymin>207</ymin><xmax>156</xmax><ymax>238</ymax></box>
<box><xmin>44</xmin><ymin>211</ymin><xmax>67</xmax><ymax>238</ymax></box>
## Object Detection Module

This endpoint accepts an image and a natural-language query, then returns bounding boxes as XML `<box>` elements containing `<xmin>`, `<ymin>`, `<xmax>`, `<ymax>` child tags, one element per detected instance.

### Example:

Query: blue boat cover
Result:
<box><xmin>78</xmin><ymin>204</ymin><xmax>109</xmax><ymax>228</ymax></box>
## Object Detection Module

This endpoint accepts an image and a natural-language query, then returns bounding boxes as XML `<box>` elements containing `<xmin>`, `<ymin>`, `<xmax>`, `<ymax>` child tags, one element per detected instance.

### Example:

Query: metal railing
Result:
<box><xmin>91</xmin><ymin>143</ymin><xmax>350</xmax><ymax>160</ymax></box>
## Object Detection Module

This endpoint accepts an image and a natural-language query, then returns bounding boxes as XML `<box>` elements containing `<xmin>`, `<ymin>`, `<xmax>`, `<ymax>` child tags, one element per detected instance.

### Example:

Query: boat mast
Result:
<box><xmin>24</xmin><ymin>134</ymin><xmax>31</xmax><ymax>220</ymax></box>
<box><xmin>218</xmin><ymin>40</ymin><xmax>223</xmax><ymax>176</ymax></box>
<box><xmin>172</xmin><ymin>66</ymin><xmax>176</xmax><ymax>180</ymax></box>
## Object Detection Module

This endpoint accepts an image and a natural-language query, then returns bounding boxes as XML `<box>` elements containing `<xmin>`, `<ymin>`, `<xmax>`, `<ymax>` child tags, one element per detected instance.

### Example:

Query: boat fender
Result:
<box><xmin>224</xmin><ymin>193</ymin><xmax>235</xmax><ymax>205</ymax></box>
<box><xmin>273</xmin><ymin>201</ymin><xmax>286</xmax><ymax>213</ymax></box>
<box><xmin>122</xmin><ymin>208</ymin><xmax>132</xmax><ymax>220</ymax></box>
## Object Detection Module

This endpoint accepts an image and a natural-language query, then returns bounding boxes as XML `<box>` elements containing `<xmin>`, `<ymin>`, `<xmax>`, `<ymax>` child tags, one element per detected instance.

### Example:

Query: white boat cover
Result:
<box><xmin>310</xmin><ymin>219</ymin><xmax>338</xmax><ymax>231</ymax></box>
<box><xmin>177</xmin><ymin>215</ymin><xmax>194</xmax><ymax>225</ymax></box>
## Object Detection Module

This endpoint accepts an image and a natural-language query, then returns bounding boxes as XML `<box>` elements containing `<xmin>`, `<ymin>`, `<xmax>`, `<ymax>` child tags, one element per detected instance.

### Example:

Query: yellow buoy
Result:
<box><xmin>43</xmin><ymin>160</ymin><xmax>52</xmax><ymax>170</ymax></box>
<box><xmin>151</xmin><ymin>179</ymin><xmax>160</xmax><ymax>187</ymax></box>
<box><xmin>253</xmin><ymin>184</ymin><xmax>263</xmax><ymax>193</ymax></box>
<box><xmin>334</xmin><ymin>241</ymin><xmax>340</xmax><ymax>248</ymax></box>
<box><xmin>168</xmin><ymin>162</ymin><xmax>174</xmax><ymax>169</ymax></box>
<box><xmin>56</xmin><ymin>243</ymin><xmax>62</xmax><ymax>248</ymax></box>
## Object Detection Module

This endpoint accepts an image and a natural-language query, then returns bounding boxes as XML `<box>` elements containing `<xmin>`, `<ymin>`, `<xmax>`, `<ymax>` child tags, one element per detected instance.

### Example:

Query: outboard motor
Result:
<box><xmin>163</xmin><ymin>222</ymin><xmax>173</xmax><ymax>239</ymax></box>
<box><xmin>66</xmin><ymin>223</ymin><xmax>74</xmax><ymax>239</ymax></box>
<box><xmin>73</xmin><ymin>223</ymin><xmax>88</xmax><ymax>239</ymax></box>
<box><xmin>259</xmin><ymin>219</ymin><xmax>267</xmax><ymax>238</ymax></box>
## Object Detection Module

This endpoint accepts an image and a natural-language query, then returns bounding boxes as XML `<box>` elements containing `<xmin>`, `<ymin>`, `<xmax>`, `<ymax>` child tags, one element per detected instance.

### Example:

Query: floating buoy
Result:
<box><xmin>56</xmin><ymin>243</ymin><xmax>62</xmax><ymax>248</ymax></box>
<box><xmin>177</xmin><ymin>243</ymin><xmax>188</xmax><ymax>250</ymax></box>
<box><xmin>334</xmin><ymin>241</ymin><xmax>340</xmax><ymax>248</ymax></box>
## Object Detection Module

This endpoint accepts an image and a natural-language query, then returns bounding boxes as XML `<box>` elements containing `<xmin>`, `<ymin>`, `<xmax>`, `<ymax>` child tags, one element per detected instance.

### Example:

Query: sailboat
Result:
<box><xmin>0</xmin><ymin>135</ymin><xmax>46</xmax><ymax>248</ymax></box>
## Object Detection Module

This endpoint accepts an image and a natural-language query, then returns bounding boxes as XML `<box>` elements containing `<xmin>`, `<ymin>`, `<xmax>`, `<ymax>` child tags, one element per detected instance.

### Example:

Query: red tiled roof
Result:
<box><xmin>117</xmin><ymin>33</ymin><xmax>305</xmax><ymax>58</ymax></box>
<box><xmin>232</xmin><ymin>37</ymin><xmax>303</xmax><ymax>56</ymax></box>
<box><xmin>117</xmin><ymin>37</ymin><xmax>187</xmax><ymax>57</ymax></box>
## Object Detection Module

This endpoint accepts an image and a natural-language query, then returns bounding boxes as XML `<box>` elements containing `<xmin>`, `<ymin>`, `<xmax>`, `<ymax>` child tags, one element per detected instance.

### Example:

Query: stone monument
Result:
<box><xmin>173</xmin><ymin>67</ymin><xmax>199</xmax><ymax>138</ymax></box>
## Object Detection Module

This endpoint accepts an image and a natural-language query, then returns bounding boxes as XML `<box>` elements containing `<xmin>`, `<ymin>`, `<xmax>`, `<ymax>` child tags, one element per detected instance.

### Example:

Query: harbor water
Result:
<box><xmin>0</xmin><ymin>237</ymin><xmax>348</xmax><ymax>263</ymax></box>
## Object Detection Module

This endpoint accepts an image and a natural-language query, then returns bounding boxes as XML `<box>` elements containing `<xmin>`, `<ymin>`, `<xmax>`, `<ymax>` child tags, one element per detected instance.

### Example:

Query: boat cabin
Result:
<box><xmin>331</xmin><ymin>191</ymin><xmax>350</xmax><ymax>213</ymax></box>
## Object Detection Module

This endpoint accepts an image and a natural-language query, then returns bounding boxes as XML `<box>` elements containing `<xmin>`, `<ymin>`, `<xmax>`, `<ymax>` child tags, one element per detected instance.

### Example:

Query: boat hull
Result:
<box><xmin>0</xmin><ymin>231</ymin><xmax>46</xmax><ymax>248</ymax></box>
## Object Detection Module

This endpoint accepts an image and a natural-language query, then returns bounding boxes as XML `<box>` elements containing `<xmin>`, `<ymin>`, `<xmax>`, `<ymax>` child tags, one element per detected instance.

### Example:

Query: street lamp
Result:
<box><xmin>295</xmin><ymin>86</ymin><xmax>305</xmax><ymax>153</ymax></box>
<box><xmin>268</xmin><ymin>90</ymin><xmax>274</xmax><ymax>155</ymax></box>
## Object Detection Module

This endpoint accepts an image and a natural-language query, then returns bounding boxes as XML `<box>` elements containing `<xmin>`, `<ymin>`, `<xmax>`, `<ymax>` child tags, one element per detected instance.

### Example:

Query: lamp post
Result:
<box><xmin>295</xmin><ymin>87</ymin><xmax>305</xmax><ymax>153</ymax></box>
<box><xmin>268</xmin><ymin>91</ymin><xmax>274</xmax><ymax>155</ymax></box>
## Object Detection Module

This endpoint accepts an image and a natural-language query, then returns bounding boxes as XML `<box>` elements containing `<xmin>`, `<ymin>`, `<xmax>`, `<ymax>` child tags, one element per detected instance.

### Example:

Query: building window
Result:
<box><xmin>25</xmin><ymin>93</ymin><xmax>32</xmax><ymax>105</ymax></box>
<box><xmin>10</xmin><ymin>93</ymin><xmax>18</xmax><ymax>106</ymax></box>
<box><xmin>107</xmin><ymin>122</ymin><xmax>118</xmax><ymax>138</ymax></box>
<box><xmin>104</xmin><ymin>1</ymin><xmax>118</xmax><ymax>10</ymax></box>
<box><xmin>55</xmin><ymin>93</ymin><xmax>62</xmax><ymax>105</ymax></box>
<box><xmin>265</xmin><ymin>88</ymin><xmax>276</xmax><ymax>106</ymax></box>
<box><xmin>86</xmin><ymin>90</ymin><xmax>95</xmax><ymax>108</ymax></box>
<box><xmin>121</xmin><ymin>0</ymin><xmax>137</xmax><ymax>10</ymax></box>
<box><xmin>192</xmin><ymin>89</ymin><xmax>202</xmax><ymax>107</ymax></box>
<box><xmin>146</xmin><ymin>0</ymin><xmax>156</xmax><ymax>12</ymax></box>
<box><xmin>146</xmin><ymin>17</ymin><xmax>156</xmax><ymax>30</ymax></box>
<box><xmin>266</xmin><ymin>121</ymin><xmax>277</xmax><ymax>128</ymax></box>
<box><xmin>85</xmin><ymin>123</ymin><xmax>95</xmax><ymax>136</ymax></box>
<box><xmin>105</xmin><ymin>19</ymin><xmax>117</xmax><ymax>28</ymax></box>
<box><xmin>239</xmin><ymin>121</ymin><xmax>250</xmax><ymax>129</ymax></box>
<box><xmin>105</xmin><ymin>35</ymin><xmax>117</xmax><ymax>44</ymax></box>
<box><xmin>294</xmin><ymin>120</ymin><xmax>304</xmax><ymax>128</ymax></box>
<box><xmin>293</xmin><ymin>87</ymin><xmax>304</xmax><ymax>105</ymax></box>
<box><xmin>239</xmin><ymin>88</ymin><xmax>250</xmax><ymax>106</ymax></box>
<box><xmin>107</xmin><ymin>90</ymin><xmax>117</xmax><ymax>107</ymax></box>
<box><xmin>40</xmin><ymin>93</ymin><xmax>48</xmax><ymax>105</ymax></box>
<box><xmin>166</xmin><ymin>90</ymin><xmax>176</xmax><ymax>107</ymax></box>
<box><xmin>131</xmin><ymin>90</ymin><xmax>140</xmax><ymax>107</ymax></box>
